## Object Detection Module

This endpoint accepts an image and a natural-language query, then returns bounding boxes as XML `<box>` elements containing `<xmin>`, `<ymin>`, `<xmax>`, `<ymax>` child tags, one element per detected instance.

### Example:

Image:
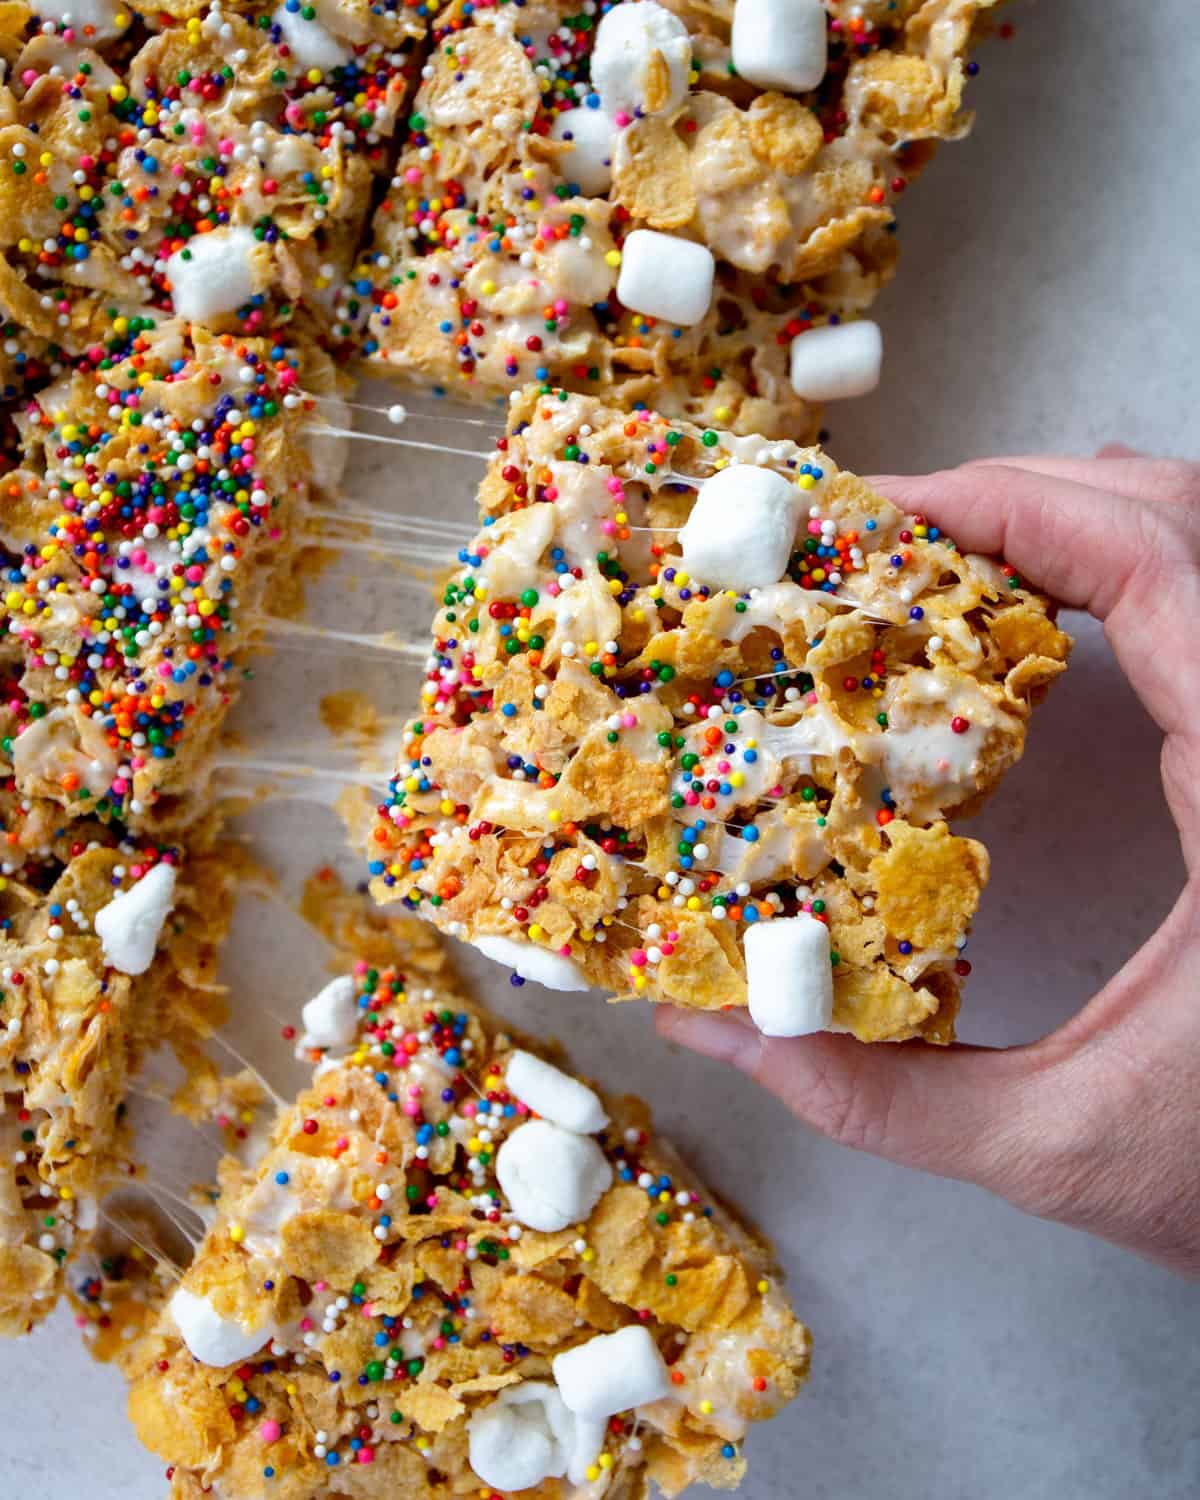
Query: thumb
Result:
<box><xmin>655</xmin><ymin>1006</ymin><xmax>1050</xmax><ymax>1197</ymax></box>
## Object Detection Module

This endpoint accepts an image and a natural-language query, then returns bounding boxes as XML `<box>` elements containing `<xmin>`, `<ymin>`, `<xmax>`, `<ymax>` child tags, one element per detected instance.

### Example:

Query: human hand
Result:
<box><xmin>656</xmin><ymin>450</ymin><xmax>1200</xmax><ymax>1277</ymax></box>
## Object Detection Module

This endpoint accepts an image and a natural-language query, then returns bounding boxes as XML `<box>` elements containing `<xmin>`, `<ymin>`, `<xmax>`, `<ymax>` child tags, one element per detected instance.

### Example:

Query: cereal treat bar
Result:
<box><xmin>366</xmin><ymin>386</ymin><xmax>1071</xmax><ymax>1042</ymax></box>
<box><xmin>0</xmin><ymin>796</ymin><xmax>233</xmax><ymax>1335</ymax></box>
<box><xmin>0</xmin><ymin>0</ymin><xmax>425</xmax><ymax>348</ymax></box>
<box><xmin>357</xmin><ymin>0</ymin><xmax>998</xmax><ymax>435</ymax></box>
<box><xmin>0</xmin><ymin>317</ymin><xmax>343</xmax><ymax>834</ymax></box>
<box><xmin>123</xmin><ymin>906</ymin><xmax>810</xmax><ymax>1498</ymax></box>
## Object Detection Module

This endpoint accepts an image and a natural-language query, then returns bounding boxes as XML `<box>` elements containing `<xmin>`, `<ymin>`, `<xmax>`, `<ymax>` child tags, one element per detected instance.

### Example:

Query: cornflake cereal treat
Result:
<box><xmin>367</xmin><ymin>387</ymin><xmax>1071</xmax><ymax>1043</ymax></box>
<box><xmin>357</xmin><ymin>0</ymin><xmax>998</xmax><ymax>435</ymax></box>
<box><xmin>0</xmin><ymin>0</ymin><xmax>426</xmax><ymax>347</ymax></box>
<box><xmin>123</xmin><ymin>904</ymin><xmax>810</xmax><ymax>1498</ymax></box>
<box><xmin>0</xmin><ymin>317</ymin><xmax>343</xmax><ymax>833</ymax></box>
<box><xmin>0</xmin><ymin>805</ymin><xmax>233</xmax><ymax>1335</ymax></box>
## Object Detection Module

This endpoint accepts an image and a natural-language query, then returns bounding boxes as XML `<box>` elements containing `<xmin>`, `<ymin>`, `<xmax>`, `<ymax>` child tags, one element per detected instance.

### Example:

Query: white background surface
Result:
<box><xmin>2</xmin><ymin>0</ymin><xmax>1198</xmax><ymax>1495</ymax></box>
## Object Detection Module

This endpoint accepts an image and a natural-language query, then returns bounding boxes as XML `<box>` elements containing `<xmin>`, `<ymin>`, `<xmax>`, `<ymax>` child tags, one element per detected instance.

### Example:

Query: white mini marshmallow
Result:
<box><xmin>468</xmin><ymin>1381</ymin><xmax>606</xmax><ymax>1491</ymax></box>
<box><xmin>300</xmin><ymin>975</ymin><xmax>360</xmax><ymax>1049</ymax></box>
<box><xmin>495</xmin><ymin>1120</ymin><xmax>612</xmax><ymax>1232</ymax></box>
<box><xmin>35</xmin><ymin>0</ymin><xmax>123</xmax><ymax>41</ymax></box>
<box><xmin>166</xmin><ymin>227</ymin><xmax>263</xmax><ymax>323</ymax></box>
<box><xmin>789</xmin><ymin>321</ymin><xmax>883</xmax><ymax>401</ymax></box>
<box><xmin>169</xmin><ymin>1287</ymin><xmax>278</xmax><ymax>1368</ymax></box>
<box><xmin>590</xmin><ymin>1</ymin><xmax>692</xmax><ymax>119</ymax></box>
<box><xmin>94</xmin><ymin>863</ymin><xmax>177</xmax><ymax>976</ymax></box>
<box><xmin>731</xmin><ymin>0</ymin><xmax>827</xmax><ymax>93</ymax></box>
<box><xmin>745</xmin><ymin>913</ymin><xmax>833</xmax><ymax>1036</ymax></box>
<box><xmin>506</xmin><ymin>1050</ymin><xmax>609</xmax><ymax>1135</ymax></box>
<box><xmin>678</xmin><ymin>464</ymin><xmax>799</xmax><ymax>589</ymax></box>
<box><xmin>551</xmin><ymin>105</ymin><xmax>617</xmax><ymax>196</ymax></box>
<box><xmin>472</xmin><ymin>933</ymin><xmax>591</xmax><ymax>992</ymax></box>
<box><xmin>552</xmin><ymin>1325</ymin><xmax>671</xmax><ymax>1419</ymax></box>
<box><xmin>617</xmin><ymin>229</ymin><xmax>714</xmax><ymax>327</ymax></box>
<box><xmin>271</xmin><ymin>3</ymin><xmax>350</xmax><ymax>71</ymax></box>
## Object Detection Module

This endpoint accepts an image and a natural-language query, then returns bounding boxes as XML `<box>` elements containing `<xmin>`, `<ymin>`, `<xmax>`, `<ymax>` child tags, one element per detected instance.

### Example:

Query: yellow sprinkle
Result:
<box><xmin>439</xmin><ymin>798</ymin><xmax>455</xmax><ymax>815</ymax></box>
<box><xmin>699</xmin><ymin>1399</ymin><xmax>714</xmax><ymax>1415</ymax></box>
<box><xmin>599</xmin><ymin>1453</ymin><xmax>614</xmax><ymax>1470</ymax></box>
<box><xmin>228</xmin><ymin>1224</ymin><xmax>245</xmax><ymax>1243</ymax></box>
<box><xmin>797</xmin><ymin>474</ymin><xmax>816</xmax><ymax>490</ymax></box>
<box><xmin>528</xmin><ymin>923</ymin><xmax>544</xmax><ymax>941</ymax></box>
<box><xmin>586</xmin><ymin>1468</ymin><xmax>601</xmax><ymax>1483</ymax></box>
<box><xmin>548</xmin><ymin>809</ymin><xmax>561</xmax><ymax>825</ymax></box>
<box><xmin>756</xmin><ymin>1279</ymin><xmax>770</xmax><ymax>1294</ymax></box>
<box><xmin>686</xmin><ymin>896</ymin><xmax>701</xmax><ymax>911</ymax></box>
<box><xmin>713</xmin><ymin>406</ymin><xmax>732</xmax><ymax>423</ymax></box>
<box><xmin>604</xmin><ymin>249</ymin><xmax>622</xmax><ymax>268</ymax></box>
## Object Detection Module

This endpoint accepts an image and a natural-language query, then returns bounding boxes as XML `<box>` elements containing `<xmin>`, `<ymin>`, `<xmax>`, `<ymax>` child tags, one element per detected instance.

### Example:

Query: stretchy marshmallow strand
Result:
<box><xmin>270</xmin><ymin>3</ymin><xmax>351</xmax><ymax>71</ymax></box>
<box><xmin>616</xmin><ymin>230</ymin><xmax>715</xmax><ymax>327</ymax></box>
<box><xmin>468</xmin><ymin>1382</ymin><xmax>606</xmax><ymax>1491</ymax></box>
<box><xmin>551</xmin><ymin>105</ymin><xmax>618</xmax><ymax>197</ymax></box>
<box><xmin>590</xmin><ymin>1</ymin><xmax>693</xmax><ymax>120</ymax></box>
<box><xmin>166</xmin><ymin>228</ymin><xmax>265</xmax><ymax>323</ymax></box>
<box><xmin>745</xmin><ymin>913</ymin><xmax>834</xmax><ymax>1036</ymax></box>
<box><xmin>506</xmin><ymin>1051</ymin><xmax>610</xmax><ymax>1135</ymax></box>
<box><xmin>471</xmin><ymin>932</ymin><xmax>591</xmax><ymax>991</ymax></box>
<box><xmin>678</xmin><ymin>464</ymin><xmax>801</xmax><ymax>588</ymax></box>
<box><xmin>495</xmin><ymin>1119</ymin><xmax>613</xmax><ymax>1232</ymax></box>
<box><xmin>94</xmin><ymin>863</ymin><xmax>177</xmax><ymax>976</ymax></box>
<box><xmin>300</xmin><ymin>975</ymin><xmax>360</xmax><ymax>1049</ymax></box>
<box><xmin>169</xmin><ymin>1287</ymin><xmax>279</xmax><ymax>1368</ymax></box>
<box><xmin>731</xmin><ymin>0</ymin><xmax>828</xmax><ymax>93</ymax></box>
<box><xmin>789</xmin><ymin>321</ymin><xmax>883</xmax><ymax>401</ymax></box>
<box><xmin>552</xmin><ymin>1325</ymin><xmax>672</xmax><ymax>1419</ymax></box>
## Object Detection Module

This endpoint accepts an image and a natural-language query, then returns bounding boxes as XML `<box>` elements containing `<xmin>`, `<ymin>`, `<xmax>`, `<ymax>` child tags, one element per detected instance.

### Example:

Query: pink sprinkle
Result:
<box><xmin>357</xmin><ymin>1448</ymin><xmax>375</xmax><ymax>1465</ymax></box>
<box><xmin>404</xmin><ymin>1102</ymin><xmax>421</xmax><ymax>1118</ymax></box>
<box><xmin>615</xmin><ymin>110</ymin><xmax>631</xmax><ymax>126</ymax></box>
<box><xmin>630</xmin><ymin>950</ymin><xmax>648</xmax><ymax>968</ymax></box>
<box><xmin>807</xmin><ymin>520</ymin><xmax>822</xmax><ymax>535</ymax></box>
<box><xmin>620</xmin><ymin>712</ymin><xmax>637</xmax><ymax>728</ymax></box>
<box><xmin>259</xmin><ymin>1420</ymin><xmax>281</xmax><ymax>1444</ymax></box>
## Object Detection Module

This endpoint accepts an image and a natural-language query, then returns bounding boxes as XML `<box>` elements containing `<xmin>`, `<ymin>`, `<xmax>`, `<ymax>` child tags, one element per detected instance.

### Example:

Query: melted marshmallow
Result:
<box><xmin>551</xmin><ymin>105</ymin><xmax>617</xmax><ymax>196</ymax></box>
<box><xmin>300</xmin><ymin>975</ymin><xmax>360</xmax><ymax>1049</ymax></box>
<box><xmin>495</xmin><ymin>1119</ymin><xmax>613</xmax><ymax>1232</ymax></box>
<box><xmin>166</xmin><ymin>228</ymin><xmax>264</xmax><ymax>323</ymax></box>
<box><xmin>270</xmin><ymin>3</ymin><xmax>350</xmax><ymax>70</ymax></box>
<box><xmin>468</xmin><ymin>1381</ymin><xmax>606</xmax><ymax>1491</ymax></box>
<box><xmin>472</xmin><ymin>933</ymin><xmax>591</xmax><ymax>991</ymax></box>
<box><xmin>170</xmin><ymin>1287</ymin><xmax>279</xmax><ymax>1368</ymax></box>
<box><xmin>678</xmin><ymin>464</ymin><xmax>800</xmax><ymax>589</ymax></box>
<box><xmin>34</xmin><ymin>0</ymin><xmax>123</xmax><ymax>41</ymax></box>
<box><xmin>552</xmin><ymin>1325</ymin><xmax>672</xmax><ymax>1419</ymax></box>
<box><xmin>590</xmin><ymin>1</ymin><xmax>692</xmax><ymax>119</ymax></box>
<box><xmin>94</xmin><ymin>863</ymin><xmax>177</xmax><ymax>976</ymax></box>
<box><xmin>506</xmin><ymin>1050</ymin><xmax>609</xmax><ymax>1135</ymax></box>
<box><xmin>745</xmin><ymin>913</ymin><xmax>833</xmax><ymax>1036</ymax></box>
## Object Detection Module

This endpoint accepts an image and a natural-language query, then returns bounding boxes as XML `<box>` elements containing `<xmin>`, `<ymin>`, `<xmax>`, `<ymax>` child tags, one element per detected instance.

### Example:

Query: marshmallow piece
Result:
<box><xmin>551</xmin><ymin>105</ymin><xmax>617</xmax><ymax>197</ymax></box>
<box><xmin>35</xmin><ymin>0</ymin><xmax>123</xmax><ymax>41</ymax></box>
<box><xmin>590</xmin><ymin>1</ymin><xmax>692</xmax><ymax>120</ymax></box>
<box><xmin>617</xmin><ymin>229</ymin><xmax>714</xmax><ymax>327</ymax></box>
<box><xmin>553</xmin><ymin>1325</ymin><xmax>672</xmax><ymax>1419</ymax></box>
<box><xmin>678</xmin><ymin>464</ymin><xmax>799</xmax><ymax>589</ymax></box>
<box><xmin>789</xmin><ymin>321</ymin><xmax>883</xmax><ymax>401</ymax></box>
<box><xmin>506</xmin><ymin>1050</ymin><xmax>609</xmax><ymax>1135</ymax></box>
<box><xmin>731</xmin><ymin>0</ymin><xmax>828</xmax><ymax>93</ymax></box>
<box><xmin>745</xmin><ymin>913</ymin><xmax>834</xmax><ymax>1036</ymax></box>
<box><xmin>271</xmin><ymin>3</ymin><xmax>350</xmax><ymax>71</ymax></box>
<box><xmin>472</xmin><ymin>933</ymin><xmax>591</xmax><ymax>992</ymax></box>
<box><xmin>166</xmin><ymin>227</ymin><xmax>265</xmax><ymax>323</ymax></box>
<box><xmin>169</xmin><ymin>1287</ymin><xmax>278</xmax><ymax>1368</ymax></box>
<box><xmin>468</xmin><ymin>1382</ymin><xmax>606</xmax><ymax>1491</ymax></box>
<box><xmin>300</xmin><ymin>975</ymin><xmax>360</xmax><ymax>1049</ymax></box>
<box><xmin>495</xmin><ymin>1119</ymin><xmax>612</xmax><ymax>1232</ymax></box>
<box><xmin>94</xmin><ymin>863</ymin><xmax>177</xmax><ymax>976</ymax></box>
